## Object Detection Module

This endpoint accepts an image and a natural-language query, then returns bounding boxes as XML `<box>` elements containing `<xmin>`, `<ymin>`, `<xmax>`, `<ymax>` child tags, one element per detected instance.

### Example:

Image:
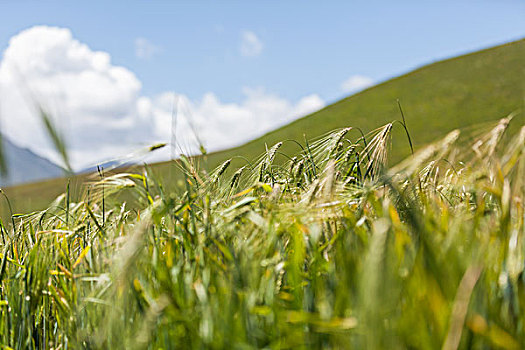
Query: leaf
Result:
<box><xmin>39</xmin><ymin>107</ymin><xmax>72</xmax><ymax>173</ymax></box>
<box><xmin>72</xmin><ymin>246</ymin><xmax>91</xmax><ymax>269</ymax></box>
<box><xmin>223</xmin><ymin>196</ymin><xmax>257</xmax><ymax>213</ymax></box>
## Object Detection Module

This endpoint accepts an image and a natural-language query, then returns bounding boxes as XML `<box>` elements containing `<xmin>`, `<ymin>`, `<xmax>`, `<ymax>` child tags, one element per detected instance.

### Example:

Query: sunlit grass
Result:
<box><xmin>0</xmin><ymin>115</ymin><xmax>524</xmax><ymax>349</ymax></box>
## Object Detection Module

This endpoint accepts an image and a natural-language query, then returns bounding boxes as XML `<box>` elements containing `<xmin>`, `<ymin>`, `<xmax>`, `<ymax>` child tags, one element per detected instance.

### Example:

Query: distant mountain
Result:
<box><xmin>0</xmin><ymin>136</ymin><xmax>64</xmax><ymax>186</ymax></box>
<box><xmin>79</xmin><ymin>159</ymin><xmax>133</xmax><ymax>175</ymax></box>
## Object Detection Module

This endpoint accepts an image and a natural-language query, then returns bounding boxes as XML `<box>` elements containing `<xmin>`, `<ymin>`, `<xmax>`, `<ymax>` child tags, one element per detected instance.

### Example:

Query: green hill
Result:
<box><xmin>2</xmin><ymin>38</ymin><xmax>524</xmax><ymax>218</ymax></box>
<box><xmin>206</xmin><ymin>38</ymin><xmax>524</xmax><ymax>164</ymax></box>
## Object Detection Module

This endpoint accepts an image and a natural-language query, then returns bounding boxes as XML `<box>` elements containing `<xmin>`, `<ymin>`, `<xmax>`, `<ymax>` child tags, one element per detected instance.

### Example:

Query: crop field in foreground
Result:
<box><xmin>0</xmin><ymin>115</ymin><xmax>524</xmax><ymax>349</ymax></box>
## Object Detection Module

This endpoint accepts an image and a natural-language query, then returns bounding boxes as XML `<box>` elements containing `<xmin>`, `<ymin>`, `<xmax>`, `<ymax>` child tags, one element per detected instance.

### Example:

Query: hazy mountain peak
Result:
<box><xmin>0</xmin><ymin>136</ymin><xmax>64</xmax><ymax>186</ymax></box>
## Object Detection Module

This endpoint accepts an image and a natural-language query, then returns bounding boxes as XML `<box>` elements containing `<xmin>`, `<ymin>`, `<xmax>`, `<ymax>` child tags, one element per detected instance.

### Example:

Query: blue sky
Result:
<box><xmin>0</xmin><ymin>1</ymin><xmax>523</xmax><ymax>169</ymax></box>
<box><xmin>1</xmin><ymin>1</ymin><xmax>523</xmax><ymax>103</ymax></box>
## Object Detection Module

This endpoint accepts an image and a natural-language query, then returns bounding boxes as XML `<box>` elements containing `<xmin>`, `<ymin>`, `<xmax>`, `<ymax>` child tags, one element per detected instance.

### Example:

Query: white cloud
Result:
<box><xmin>0</xmin><ymin>26</ymin><xmax>324</xmax><ymax>171</ymax></box>
<box><xmin>0</xmin><ymin>26</ymin><xmax>151</xmax><ymax>169</ymax></box>
<box><xmin>340</xmin><ymin>75</ymin><xmax>374</xmax><ymax>94</ymax></box>
<box><xmin>139</xmin><ymin>88</ymin><xmax>324</xmax><ymax>157</ymax></box>
<box><xmin>135</xmin><ymin>37</ymin><xmax>161</xmax><ymax>60</ymax></box>
<box><xmin>240</xmin><ymin>31</ymin><xmax>263</xmax><ymax>57</ymax></box>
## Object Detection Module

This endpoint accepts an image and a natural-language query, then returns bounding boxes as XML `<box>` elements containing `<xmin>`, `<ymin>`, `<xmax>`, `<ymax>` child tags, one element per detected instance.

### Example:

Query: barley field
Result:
<box><xmin>0</xmin><ymin>115</ymin><xmax>523</xmax><ymax>349</ymax></box>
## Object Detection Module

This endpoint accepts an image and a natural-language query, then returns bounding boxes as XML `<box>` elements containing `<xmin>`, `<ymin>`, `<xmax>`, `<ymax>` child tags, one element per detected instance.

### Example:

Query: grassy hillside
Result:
<box><xmin>205</xmin><ymin>38</ymin><xmax>524</xmax><ymax>165</ymax></box>
<box><xmin>2</xmin><ymin>38</ymin><xmax>524</xmax><ymax>218</ymax></box>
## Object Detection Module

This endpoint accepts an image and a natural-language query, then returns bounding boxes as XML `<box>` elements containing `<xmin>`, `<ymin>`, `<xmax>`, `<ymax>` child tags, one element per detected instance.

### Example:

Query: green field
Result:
<box><xmin>2</xmin><ymin>38</ymin><xmax>524</xmax><ymax>220</ymax></box>
<box><xmin>0</xmin><ymin>114</ymin><xmax>523</xmax><ymax>348</ymax></box>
